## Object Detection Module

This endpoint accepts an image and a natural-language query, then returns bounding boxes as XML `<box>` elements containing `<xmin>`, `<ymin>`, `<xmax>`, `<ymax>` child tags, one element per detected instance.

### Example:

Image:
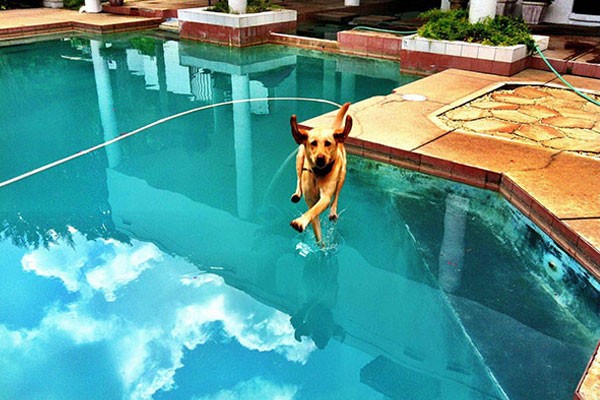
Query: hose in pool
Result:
<box><xmin>534</xmin><ymin>43</ymin><xmax>600</xmax><ymax>106</ymax></box>
<box><xmin>351</xmin><ymin>26</ymin><xmax>418</xmax><ymax>36</ymax></box>
<box><xmin>0</xmin><ymin>97</ymin><xmax>342</xmax><ymax>189</ymax></box>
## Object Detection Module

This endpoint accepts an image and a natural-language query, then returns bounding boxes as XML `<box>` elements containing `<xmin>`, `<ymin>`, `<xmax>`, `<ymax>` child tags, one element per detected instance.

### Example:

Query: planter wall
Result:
<box><xmin>179</xmin><ymin>8</ymin><xmax>297</xmax><ymax>47</ymax></box>
<box><xmin>400</xmin><ymin>34</ymin><xmax>549</xmax><ymax>75</ymax></box>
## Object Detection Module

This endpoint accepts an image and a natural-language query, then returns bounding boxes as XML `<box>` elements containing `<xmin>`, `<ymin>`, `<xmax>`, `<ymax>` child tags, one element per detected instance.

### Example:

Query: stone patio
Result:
<box><xmin>436</xmin><ymin>84</ymin><xmax>600</xmax><ymax>155</ymax></box>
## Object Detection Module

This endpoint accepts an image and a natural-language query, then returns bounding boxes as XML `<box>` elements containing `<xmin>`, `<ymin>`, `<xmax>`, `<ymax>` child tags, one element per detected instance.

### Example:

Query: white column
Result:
<box><xmin>228</xmin><ymin>0</ymin><xmax>246</xmax><ymax>14</ymax></box>
<box><xmin>84</xmin><ymin>0</ymin><xmax>102</xmax><ymax>13</ymax></box>
<box><xmin>438</xmin><ymin>193</ymin><xmax>470</xmax><ymax>293</ymax></box>
<box><xmin>231</xmin><ymin>74</ymin><xmax>253</xmax><ymax>220</ymax></box>
<box><xmin>345</xmin><ymin>0</ymin><xmax>360</xmax><ymax>6</ymax></box>
<box><xmin>90</xmin><ymin>40</ymin><xmax>121</xmax><ymax>168</ymax></box>
<box><xmin>469</xmin><ymin>0</ymin><xmax>497</xmax><ymax>22</ymax></box>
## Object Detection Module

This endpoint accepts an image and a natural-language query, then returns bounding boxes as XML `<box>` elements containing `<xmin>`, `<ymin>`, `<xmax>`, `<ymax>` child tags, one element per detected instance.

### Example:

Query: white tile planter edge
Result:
<box><xmin>178</xmin><ymin>7</ymin><xmax>297</xmax><ymax>29</ymax></box>
<box><xmin>402</xmin><ymin>34</ymin><xmax>549</xmax><ymax>63</ymax></box>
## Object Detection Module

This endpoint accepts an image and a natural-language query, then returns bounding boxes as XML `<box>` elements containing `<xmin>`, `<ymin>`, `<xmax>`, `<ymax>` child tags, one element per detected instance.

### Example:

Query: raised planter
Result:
<box><xmin>178</xmin><ymin>7</ymin><xmax>297</xmax><ymax>47</ymax></box>
<box><xmin>400</xmin><ymin>34</ymin><xmax>549</xmax><ymax>75</ymax></box>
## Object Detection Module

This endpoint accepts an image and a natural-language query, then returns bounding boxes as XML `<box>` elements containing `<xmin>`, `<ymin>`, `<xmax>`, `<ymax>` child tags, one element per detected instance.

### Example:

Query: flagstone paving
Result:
<box><xmin>438</xmin><ymin>84</ymin><xmax>600</xmax><ymax>156</ymax></box>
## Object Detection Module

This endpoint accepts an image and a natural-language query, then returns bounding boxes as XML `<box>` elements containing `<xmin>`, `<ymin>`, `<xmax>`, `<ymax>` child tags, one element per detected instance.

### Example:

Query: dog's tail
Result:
<box><xmin>332</xmin><ymin>102</ymin><xmax>351</xmax><ymax>131</ymax></box>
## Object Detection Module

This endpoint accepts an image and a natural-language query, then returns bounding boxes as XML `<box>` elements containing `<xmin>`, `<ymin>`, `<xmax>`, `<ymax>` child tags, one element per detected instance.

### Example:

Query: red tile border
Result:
<box><xmin>181</xmin><ymin>20</ymin><xmax>296</xmax><ymax>47</ymax></box>
<box><xmin>572</xmin><ymin>61</ymin><xmax>598</xmax><ymax>78</ymax></box>
<box><xmin>350</xmin><ymin>138</ymin><xmax>599</xmax><ymax>282</ymax></box>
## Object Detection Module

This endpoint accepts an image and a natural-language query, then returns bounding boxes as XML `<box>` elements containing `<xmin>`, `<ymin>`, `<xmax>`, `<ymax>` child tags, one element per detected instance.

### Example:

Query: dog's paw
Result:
<box><xmin>328</xmin><ymin>208</ymin><xmax>338</xmax><ymax>221</ymax></box>
<box><xmin>290</xmin><ymin>193</ymin><xmax>301</xmax><ymax>203</ymax></box>
<box><xmin>290</xmin><ymin>220</ymin><xmax>304</xmax><ymax>233</ymax></box>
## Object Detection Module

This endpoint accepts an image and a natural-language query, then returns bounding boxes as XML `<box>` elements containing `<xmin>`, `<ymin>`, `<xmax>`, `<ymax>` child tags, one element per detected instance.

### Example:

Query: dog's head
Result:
<box><xmin>290</xmin><ymin>102</ymin><xmax>352</xmax><ymax>171</ymax></box>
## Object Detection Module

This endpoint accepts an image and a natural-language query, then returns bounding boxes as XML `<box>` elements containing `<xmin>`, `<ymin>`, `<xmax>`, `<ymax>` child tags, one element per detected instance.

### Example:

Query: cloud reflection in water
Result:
<box><xmin>1</xmin><ymin>229</ymin><xmax>313</xmax><ymax>399</ymax></box>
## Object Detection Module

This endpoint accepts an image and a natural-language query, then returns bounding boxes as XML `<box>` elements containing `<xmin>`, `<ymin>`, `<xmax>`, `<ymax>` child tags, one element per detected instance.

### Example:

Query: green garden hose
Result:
<box><xmin>534</xmin><ymin>43</ymin><xmax>600</xmax><ymax>107</ymax></box>
<box><xmin>351</xmin><ymin>26</ymin><xmax>418</xmax><ymax>36</ymax></box>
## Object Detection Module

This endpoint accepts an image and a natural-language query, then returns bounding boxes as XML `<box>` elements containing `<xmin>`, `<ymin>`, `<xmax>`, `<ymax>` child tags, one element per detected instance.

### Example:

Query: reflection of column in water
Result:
<box><xmin>231</xmin><ymin>74</ymin><xmax>253</xmax><ymax>220</ymax></box>
<box><xmin>438</xmin><ymin>193</ymin><xmax>470</xmax><ymax>293</ymax></box>
<box><xmin>90</xmin><ymin>40</ymin><xmax>121</xmax><ymax>168</ymax></box>
<box><xmin>341</xmin><ymin>73</ymin><xmax>356</xmax><ymax>103</ymax></box>
<box><xmin>322</xmin><ymin>60</ymin><xmax>336</xmax><ymax>102</ymax></box>
<box><xmin>155</xmin><ymin>40</ymin><xmax>169</xmax><ymax>116</ymax></box>
<box><xmin>191</xmin><ymin>68</ymin><xmax>214</xmax><ymax>103</ymax></box>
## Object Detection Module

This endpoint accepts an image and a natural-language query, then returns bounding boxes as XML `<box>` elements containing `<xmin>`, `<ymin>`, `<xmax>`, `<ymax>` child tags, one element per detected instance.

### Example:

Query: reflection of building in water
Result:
<box><xmin>83</xmin><ymin>39</ymin><xmax>504</xmax><ymax>399</ymax></box>
<box><xmin>190</xmin><ymin>68</ymin><xmax>213</xmax><ymax>103</ymax></box>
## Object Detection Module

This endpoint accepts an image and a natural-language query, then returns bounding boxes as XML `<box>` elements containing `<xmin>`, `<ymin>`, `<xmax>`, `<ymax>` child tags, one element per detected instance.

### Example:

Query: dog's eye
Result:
<box><xmin>324</xmin><ymin>141</ymin><xmax>332</xmax><ymax>147</ymax></box>
<box><xmin>310</xmin><ymin>140</ymin><xmax>318</xmax><ymax>146</ymax></box>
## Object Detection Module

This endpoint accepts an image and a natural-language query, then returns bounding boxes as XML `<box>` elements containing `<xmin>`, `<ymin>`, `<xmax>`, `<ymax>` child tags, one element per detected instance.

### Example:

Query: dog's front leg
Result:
<box><xmin>329</xmin><ymin>168</ymin><xmax>346</xmax><ymax>221</ymax></box>
<box><xmin>290</xmin><ymin>194</ymin><xmax>332</xmax><ymax>242</ymax></box>
<box><xmin>291</xmin><ymin>146</ymin><xmax>305</xmax><ymax>203</ymax></box>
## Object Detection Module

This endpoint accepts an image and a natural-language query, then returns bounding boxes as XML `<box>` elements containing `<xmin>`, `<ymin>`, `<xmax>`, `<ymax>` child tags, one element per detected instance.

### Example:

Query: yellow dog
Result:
<box><xmin>289</xmin><ymin>103</ymin><xmax>352</xmax><ymax>243</ymax></box>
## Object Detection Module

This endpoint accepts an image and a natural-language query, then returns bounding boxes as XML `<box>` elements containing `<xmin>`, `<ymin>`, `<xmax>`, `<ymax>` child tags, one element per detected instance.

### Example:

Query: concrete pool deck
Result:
<box><xmin>0</xmin><ymin>8</ymin><xmax>162</xmax><ymax>40</ymax></box>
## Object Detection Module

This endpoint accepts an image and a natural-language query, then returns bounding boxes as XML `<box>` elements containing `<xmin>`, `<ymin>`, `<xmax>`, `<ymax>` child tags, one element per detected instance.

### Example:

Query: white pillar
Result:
<box><xmin>228</xmin><ymin>0</ymin><xmax>246</xmax><ymax>14</ymax></box>
<box><xmin>231</xmin><ymin>74</ymin><xmax>253</xmax><ymax>220</ymax></box>
<box><xmin>438</xmin><ymin>193</ymin><xmax>469</xmax><ymax>293</ymax></box>
<box><xmin>469</xmin><ymin>0</ymin><xmax>497</xmax><ymax>22</ymax></box>
<box><xmin>84</xmin><ymin>0</ymin><xmax>102</xmax><ymax>13</ymax></box>
<box><xmin>90</xmin><ymin>40</ymin><xmax>121</xmax><ymax>168</ymax></box>
<box><xmin>344</xmin><ymin>0</ymin><xmax>360</xmax><ymax>6</ymax></box>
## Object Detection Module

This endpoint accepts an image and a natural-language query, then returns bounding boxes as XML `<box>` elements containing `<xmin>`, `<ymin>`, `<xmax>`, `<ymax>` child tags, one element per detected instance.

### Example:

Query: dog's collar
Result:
<box><xmin>304</xmin><ymin>161</ymin><xmax>334</xmax><ymax>177</ymax></box>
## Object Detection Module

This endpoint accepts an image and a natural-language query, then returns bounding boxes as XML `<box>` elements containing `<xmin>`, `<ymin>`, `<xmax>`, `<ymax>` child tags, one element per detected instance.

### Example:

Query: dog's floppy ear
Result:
<box><xmin>334</xmin><ymin>115</ymin><xmax>352</xmax><ymax>143</ymax></box>
<box><xmin>332</xmin><ymin>102</ymin><xmax>351</xmax><ymax>131</ymax></box>
<box><xmin>291</xmin><ymin>115</ymin><xmax>308</xmax><ymax>145</ymax></box>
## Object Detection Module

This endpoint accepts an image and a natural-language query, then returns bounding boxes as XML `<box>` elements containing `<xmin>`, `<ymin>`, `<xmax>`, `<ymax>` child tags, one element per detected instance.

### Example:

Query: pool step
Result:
<box><xmin>159</xmin><ymin>18</ymin><xmax>180</xmax><ymax>33</ymax></box>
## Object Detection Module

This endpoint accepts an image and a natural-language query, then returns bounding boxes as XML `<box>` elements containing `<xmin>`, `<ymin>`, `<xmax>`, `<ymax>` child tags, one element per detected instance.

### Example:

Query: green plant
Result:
<box><xmin>247</xmin><ymin>0</ymin><xmax>280</xmax><ymax>13</ymax></box>
<box><xmin>129</xmin><ymin>37</ymin><xmax>156</xmax><ymax>57</ymax></box>
<box><xmin>207</xmin><ymin>0</ymin><xmax>280</xmax><ymax>13</ymax></box>
<box><xmin>63</xmin><ymin>0</ymin><xmax>84</xmax><ymax>9</ymax></box>
<box><xmin>417</xmin><ymin>9</ymin><xmax>535</xmax><ymax>52</ymax></box>
<box><xmin>207</xmin><ymin>0</ymin><xmax>230</xmax><ymax>13</ymax></box>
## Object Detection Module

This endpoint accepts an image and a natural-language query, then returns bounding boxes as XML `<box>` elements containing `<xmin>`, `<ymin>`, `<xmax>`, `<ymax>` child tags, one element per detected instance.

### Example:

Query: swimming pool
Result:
<box><xmin>0</xmin><ymin>33</ymin><xmax>598</xmax><ymax>400</ymax></box>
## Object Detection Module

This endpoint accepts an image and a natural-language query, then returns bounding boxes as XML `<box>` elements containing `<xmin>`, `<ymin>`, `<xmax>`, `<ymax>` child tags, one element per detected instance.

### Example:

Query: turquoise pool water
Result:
<box><xmin>0</xmin><ymin>34</ymin><xmax>598</xmax><ymax>400</ymax></box>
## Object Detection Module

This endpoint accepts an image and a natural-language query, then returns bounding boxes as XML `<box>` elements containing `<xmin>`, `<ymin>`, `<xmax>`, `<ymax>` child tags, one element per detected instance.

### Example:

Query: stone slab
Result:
<box><xmin>505</xmin><ymin>153</ymin><xmax>600</xmax><ymax>219</ymax></box>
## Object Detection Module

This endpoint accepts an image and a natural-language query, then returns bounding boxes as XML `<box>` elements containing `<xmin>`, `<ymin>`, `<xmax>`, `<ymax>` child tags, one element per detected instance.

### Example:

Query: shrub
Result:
<box><xmin>63</xmin><ymin>0</ymin><xmax>84</xmax><ymax>9</ymax></box>
<box><xmin>207</xmin><ymin>0</ymin><xmax>230</xmax><ymax>13</ymax></box>
<box><xmin>417</xmin><ymin>9</ymin><xmax>535</xmax><ymax>52</ymax></box>
<box><xmin>207</xmin><ymin>0</ymin><xmax>280</xmax><ymax>13</ymax></box>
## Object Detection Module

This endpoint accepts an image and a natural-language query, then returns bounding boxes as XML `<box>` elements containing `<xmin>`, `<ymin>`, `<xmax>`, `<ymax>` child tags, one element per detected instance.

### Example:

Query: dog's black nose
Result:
<box><xmin>316</xmin><ymin>155</ymin><xmax>326</xmax><ymax>167</ymax></box>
